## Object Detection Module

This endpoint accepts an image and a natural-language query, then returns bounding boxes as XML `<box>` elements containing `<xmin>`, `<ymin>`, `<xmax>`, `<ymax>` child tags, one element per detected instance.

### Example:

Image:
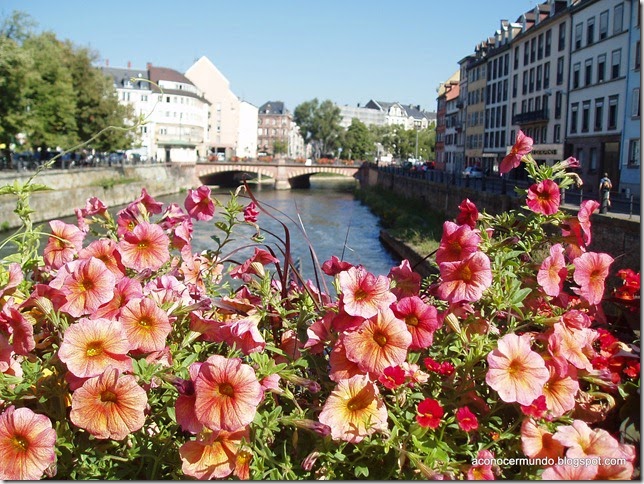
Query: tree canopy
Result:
<box><xmin>293</xmin><ymin>98</ymin><xmax>342</xmax><ymax>158</ymax></box>
<box><xmin>0</xmin><ymin>11</ymin><xmax>135</xmax><ymax>154</ymax></box>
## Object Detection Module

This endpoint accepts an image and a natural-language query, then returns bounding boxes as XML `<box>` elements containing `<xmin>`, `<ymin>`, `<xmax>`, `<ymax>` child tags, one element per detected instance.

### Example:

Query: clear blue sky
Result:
<box><xmin>2</xmin><ymin>0</ymin><xmax>538</xmax><ymax>112</ymax></box>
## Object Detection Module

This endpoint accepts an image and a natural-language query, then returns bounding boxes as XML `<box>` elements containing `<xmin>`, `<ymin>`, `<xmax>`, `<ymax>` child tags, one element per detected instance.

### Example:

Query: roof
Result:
<box><xmin>101</xmin><ymin>67</ymin><xmax>150</xmax><ymax>90</ymax></box>
<box><xmin>258</xmin><ymin>101</ymin><xmax>288</xmax><ymax>115</ymax></box>
<box><xmin>147</xmin><ymin>66</ymin><xmax>206</xmax><ymax>101</ymax></box>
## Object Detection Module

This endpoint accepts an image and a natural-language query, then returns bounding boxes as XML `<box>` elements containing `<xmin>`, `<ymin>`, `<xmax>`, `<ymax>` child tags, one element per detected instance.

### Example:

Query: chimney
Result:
<box><xmin>127</xmin><ymin>61</ymin><xmax>131</xmax><ymax>69</ymax></box>
<box><xmin>146</xmin><ymin>62</ymin><xmax>152</xmax><ymax>70</ymax></box>
<box><xmin>105</xmin><ymin>59</ymin><xmax>109</xmax><ymax>67</ymax></box>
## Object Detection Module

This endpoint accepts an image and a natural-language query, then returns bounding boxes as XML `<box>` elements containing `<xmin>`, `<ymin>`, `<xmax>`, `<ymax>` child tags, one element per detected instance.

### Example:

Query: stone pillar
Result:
<box><xmin>274</xmin><ymin>157</ymin><xmax>290</xmax><ymax>190</ymax></box>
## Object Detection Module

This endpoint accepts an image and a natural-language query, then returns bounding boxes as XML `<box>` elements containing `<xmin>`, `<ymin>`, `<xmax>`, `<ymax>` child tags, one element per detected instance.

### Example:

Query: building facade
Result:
<box><xmin>257</xmin><ymin>101</ymin><xmax>305</xmax><ymax>158</ymax></box>
<box><xmin>464</xmin><ymin>45</ymin><xmax>489</xmax><ymax>170</ymax></box>
<box><xmin>566</xmin><ymin>0</ymin><xmax>632</xmax><ymax>196</ymax></box>
<box><xmin>237</xmin><ymin>100</ymin><xmax>259</xmax><ymax>159</ymax></box>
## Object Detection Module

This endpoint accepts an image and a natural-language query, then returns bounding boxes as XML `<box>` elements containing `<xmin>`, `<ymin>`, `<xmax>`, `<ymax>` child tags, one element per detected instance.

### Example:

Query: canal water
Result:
<box><xmin>1</xmin><ymin>178</ymin><xmax>400</xmax><ymax>282</ymax></box>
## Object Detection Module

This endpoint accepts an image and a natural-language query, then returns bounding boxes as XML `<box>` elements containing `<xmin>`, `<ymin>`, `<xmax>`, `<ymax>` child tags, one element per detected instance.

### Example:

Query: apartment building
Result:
<box><xmin>257</xmin><ymin>101</ymin><xmax>305</xmax><ymax>157</ymax></box>
<box><xmin>103</xmin><ymin>64</ymin><xmax>210</xmax><ymax>163</ymax></box>
<box><xmin>338</xmin><ymin>104</ymin><xmax>386</xmax><ymax>128</ymax></box>
<box><xmin>566</xmin><ymin>0</ymin><xmax>632</xmax><ymax>195</ymax></box>
<box><xmin>463</xmin><ymin>44</ymin><xmax>488</xmax><ymax>170</ymax></box>
<box><xmin>435</xmin><ymin>72</ymin><xmax>459</xmax><ymax>170</ymax></box>
<box><xmin>509</xmin><ymin>0</ymin><xmax>571</xmax><ymax>177</ymax></box>
<box><xmin>340</xmin><ymin>101</ymin><xmax>435</xmax><ymax>130</ymax></box>
<box><xmin>185</xmin><ymin>56</ymin><xmax>258</xmax><ymax>160</ymax></box>
<box><xmin>619</xmin><ymin>0</ymin><xmax>640</xmax><ymax>195</ymax></box>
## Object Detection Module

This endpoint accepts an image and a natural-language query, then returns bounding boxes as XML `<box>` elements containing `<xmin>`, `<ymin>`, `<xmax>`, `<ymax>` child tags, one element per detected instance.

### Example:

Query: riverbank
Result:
<box><xmin>0</xmin><ymin>164</ymin><xmax>195</xmax><ymax>230</ymax></box>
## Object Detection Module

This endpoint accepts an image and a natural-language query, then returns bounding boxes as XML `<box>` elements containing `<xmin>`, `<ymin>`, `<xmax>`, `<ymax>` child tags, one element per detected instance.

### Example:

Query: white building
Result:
<box><xmin>236</xmin><ymin>100</ymin><xmax>258</xmax><ymax>159</ymax></box>
<box><xmin>102</xmin><ymin>64</ymin><xmax>210</xmax><ymax>163</ymax></box>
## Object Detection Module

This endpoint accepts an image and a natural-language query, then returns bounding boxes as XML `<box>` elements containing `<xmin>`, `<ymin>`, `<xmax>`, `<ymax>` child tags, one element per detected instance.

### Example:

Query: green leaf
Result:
<box><xmin>355</xmin><ymin>465</ymin><xmax>369</xmax><ymax>478</ymax></box>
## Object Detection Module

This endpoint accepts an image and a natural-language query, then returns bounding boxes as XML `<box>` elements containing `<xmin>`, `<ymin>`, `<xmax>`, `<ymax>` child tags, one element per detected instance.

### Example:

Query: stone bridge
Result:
<box><xmin>194</xmin><ymin>160</ymin><xmax>361</xmax><ymax>189</ymax></box>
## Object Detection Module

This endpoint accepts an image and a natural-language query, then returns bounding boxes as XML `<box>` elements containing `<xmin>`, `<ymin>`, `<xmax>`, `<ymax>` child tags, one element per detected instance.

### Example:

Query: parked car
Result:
<box><xmin>461</xmin><ymin>166</ymin><xmax>484</xmax><ymax>179</ymax></box>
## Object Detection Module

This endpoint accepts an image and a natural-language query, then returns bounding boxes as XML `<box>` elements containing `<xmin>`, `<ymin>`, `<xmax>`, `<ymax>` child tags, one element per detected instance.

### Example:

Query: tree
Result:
<box><xmin>293</xmin><ymin>98</ymin><xmax>342</xmax><ymax>159</ymax></box>
<box><xmin>272</xmin><ymin>139</ymin><xmax>287</xmax><ymax>155</ymax></box>
<box><xmin>341</xmin><ymin>118</ymin><xmax>373</xmax><ymax>160</ymax></box>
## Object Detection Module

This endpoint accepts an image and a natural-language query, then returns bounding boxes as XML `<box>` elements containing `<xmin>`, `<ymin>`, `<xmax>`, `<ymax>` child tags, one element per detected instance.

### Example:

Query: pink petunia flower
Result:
<box><xmin>193</xmin><ymin>355</ymin><xmax>263</xmax><ymax>432</ymax></box>
<box><xmin>500</xmin><ymin>129</ymin><xmax>533</xmax><ymax>174</ymax></box>
<box><xmin>519</xmin><ymin>394</ymin><xmax>548</xmax><ymax>418</ymax></box>
<box><xmin>455</xmin><ymin>406</ymin><xmax>479</xmax><ymax>432</ymax></box>
<box><xmin>321</xmin><ymin>255</ymin><xmax>353</xmax><ymax>276</ymax></box>
<box><xmin>485</xmin><ymin>333</ymin><xmax>549</xmax><ymax>405</ymax></box>
<box><xmin>548</xmin><ymin>323</ymin><xmax>595</xmax><ymax>372</ymax></box>
<box><xmin>78</xmin><ymin>239</ymin><xmax>126</xmax><ymax>278</ymax></box>
<box><xmin>572</xmin><ymin>251</ymin><xmax>613</xmax><ymax>305</ymax></box>
<box><xmin>416</xmin><ymin>398</ymin><xmax>443</xmax><ymax>429</ymax></box>
<box><xmin>118</xmin><ymin>297</ymin><xmax>172</xmax><ymax>353</ymax></box>
<box><xmin>0</xmin><ymin>299</ymin><xmax>35</xmax><ymax>355</ymax></box>
<box><xmin>541</xmin><ymin>463</ymin><xmax>598</xmax><ymax>480</ymax></box>
<box><xmin>541</xmin><ymin>365</ymin><xmax>579</xmax><ymax>418</ymax></box>
<box><xmin>128</xmin><ymin>187</ymin><xmax>164</xmax><ymax>215</ymax></box>
<box><xmin>338</xmin><ymin>266</ymin><xmax>396</xmax><ymax>319</ymax></box>
<box><xmin>70</xmin><ymin>367</ymin><xmax>147</xmax><ymax>440</ymax></box>
<box><xmin>58</xmin><ymin>317</ymin><xmax>132</xmax><ymax>378</ymax></box>
<box><xmin>435</xmin><ymin>221</ymin><xmax>481</xmax><ymax>265</ymax></box>
<box><xmin>537</xmin><ymin>243</ymin><xmax>567</xmax><ymax>297</ymax></box>
<box><xmin>119</xmin><ymin>222</ymin><xmax>171</xmax><ymax>272</ymax></box>
<box><xmin>184</xmin><ymin>185</ymin><xmax>215</xmax><ymax>221</ymax></box>
<box><xmin>93</xmin><ymin>276</ymin><xmax>143</xmax><ymax>320</ymax></box>
<box><xmin>456</xmin><ymin>198</ymin><xmax>479</xmax><ymax>228</ymax></box>
<box><xmin>467</xmin><ymin>449</ymin><xmax>496</xmax><ymax>480</ymax></box>
<box><xmin>437</xmin><ymin>251</ymin><xmax>492</xmax><ymax>303</ymax></box>
<box><xmin>329</xmin><ymin>340</ymin><xmax>365</xmax><ymax>383</ymax></box>
<box><xmin>0</xmin><ymin>406</ymin><xmax>57</xmax><ymax>480</ymax></box>
<box><xmin>43</xmin><ymin>220</ymin><xmax>85</xmax><ymax>270</ymax></box>
<box><xmin>526</xmin><ymin>179</ymin><xmax>561</xmax><ymax>215</ymax></box>
<box><xmin>343</xmin><ymin>307</ymin><xmax>412</xmax><ymax>376</ymax></box>
<box><xmin>388</xmin><ymin>259</ymin><xmax>421</xmax><ymax>298</ymax></box>
<box><xmin>378</xmin><ymin>365</ymin><xmax>407</xmax><ymax>390</ymax></box>
<box><xmin>229</xmin><ymin>248</ymin><xmax>280</xmax><ymax>283</ymax></box>
<box><xmin>243</xmin><ymin>201</ymin><xmax>260</xmax><ymax>223</ymax></box>
<box><xmin>59</xmin><ymin>257</ymin><xmax>116</xmax><ymax>318</ymax></box>
<box><xmin>391</xmin><ymin>296</ymin><xmax>440</xmax><ymax>349</ymax></box>
<box><xmin>318</xmin><ymin>374</ymin><xmax>388</xmax><ymax>443</ymax></box>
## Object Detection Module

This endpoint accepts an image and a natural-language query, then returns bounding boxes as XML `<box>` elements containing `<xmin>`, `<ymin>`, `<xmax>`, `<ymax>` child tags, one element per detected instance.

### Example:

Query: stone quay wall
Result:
<box><xmin>0</xmin><ymin>164</ymin><xmax>198</xmax><ymax>230</ymax></box>
<box><xmin>358</xmin><ymin>165</ymin><xmax>640</xmax><ymax>274</ymax></box>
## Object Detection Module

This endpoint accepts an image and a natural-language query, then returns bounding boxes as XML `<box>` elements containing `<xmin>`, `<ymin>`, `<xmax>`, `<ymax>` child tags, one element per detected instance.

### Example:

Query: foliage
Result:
<box><xmin>0</xmin><ymin>11</ymin><xmax>136</xmax><ymax>154</ymax></box>
<box><xmin>293</xmin><ymin>98</ymin><xmax>342</xmax><ymax>158</ymax></box>
<box><xmin>272</xmin><ymin>139</ymin><xmax>288</xmax><ymax>155</ymax></box>
<box><xmin>0</xmin><ymin>135</ymin><xmax>639</xmax><ymax>480</ymax></box>
<box><xmin>339</xmin><ymin>118</ymin><xmax>373</xmax><ymax>161</ymax></box>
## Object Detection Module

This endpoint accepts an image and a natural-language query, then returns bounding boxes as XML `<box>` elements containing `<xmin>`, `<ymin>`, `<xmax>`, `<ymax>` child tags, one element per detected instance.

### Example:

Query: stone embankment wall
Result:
<box><xmin>0</xmin><ymin>164</ymin><xmax>198</xmax><ymax>230</ymax></box>
<box><xmin>358</xmin><ymin>165</ymin><xmax>640</xmax><ymax>274</ymax></box>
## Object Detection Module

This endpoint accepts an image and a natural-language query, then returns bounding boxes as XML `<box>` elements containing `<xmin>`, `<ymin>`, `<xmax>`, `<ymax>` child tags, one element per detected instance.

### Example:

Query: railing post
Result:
<box><xmin>629</xmin><ymin>194</ymin><xmax>634</xmax><ymax>219</ymax></box>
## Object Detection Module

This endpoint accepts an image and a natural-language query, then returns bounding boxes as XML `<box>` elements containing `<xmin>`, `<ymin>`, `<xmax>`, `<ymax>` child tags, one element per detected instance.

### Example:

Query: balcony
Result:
<box><xmin>512</xmin><ymin>109</ymin><xmax>549</xmax><ymax>125</ymax></box>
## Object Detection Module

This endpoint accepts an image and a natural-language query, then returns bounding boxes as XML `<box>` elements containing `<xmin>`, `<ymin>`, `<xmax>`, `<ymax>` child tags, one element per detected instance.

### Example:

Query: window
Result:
<box><xmin>557</xmin><ymin>57</ymin><xmax>564</xmax><ymax>85</ymax></box>
<box><xmin>582</xmin><ymin>101</ymin><xmax>590</xmax><ymax>132</ymax></box>
<box><xmin>570</xmin><ymin>103</ymin><xmax>579</xmax><ymax>133</ymax></box>
<box><xmin>522</xmin><ymin>72</ymin><xmax>528</xmax><ymax>95</ymax></box>
<box><xmin>608</xmin><ymin>95</ymin><xmax>618</xmax><ymax>129</ymax></box>
<box><xmin>545</xmin><ymin>29</ymin><xmax>552</xmax><ymax>57</ymax></box>
<box><xmin>587</xmin><ymin>17</ymin><xmax>595</xmax><ymax>46</ymax></box>
<box><xmin>628</xmin><ymin>139</ymin><xmax>641</xmax><ymax>166</ymax></box>
<box><xmin>514</xmin><ymin>47</ymin><xmax>519</xmax><ymax>69</ymax></box>
<box><xmin>536</xmin><ymin>65</ymin><xmax>542</xmax><ymax>91</ymax></box>
<box><xmin>585</xmin><ymin>59</ymin><xmax>593</xmax><ymax>86</ymax></box>
<box><xmin>504</xmin><ymin>53</ymin><xmax>509</xmax><ymax>76</ymax></box>
<box><xmin>611</xmin><ymin>49</ymin><xmax>621</xmax><ymax>79</ymax></box>
<box><xmin>513</xmin><ymin>74</ymin><xmax>518</xmax><ymax>97</ymax></box>
<box><xmin>529</xmin><ymin>68</ymin><xmax>535</xmax><ymax>93</ymax></box>
<box><xmin>635</xmin><ymin>41</ymin><xmax>641</xmax><ymax>70</ymax></box>
<box><xmin>574</xmin><ymin>23</ymin><xmax>582</xmax><ymax>49</ymax></box>
<box><xmin>559</xmin><ymin>22</ymin><xmax>566</xmax><ymax>51</ymax></box>
<box><xmin>597</xmin><ymin>54</ymin><xmax>606</xmax><ymax>82</ymax></box>
<box><xmin>633</xmin><ymin>88</ymin><xmax>641</xmax><ymax>118</ymax></box>
<box><xmin>555</xmin><ymin>91</ymin><xmax>563</xmax><ymax>118</ymax></box>
<box><xmin>503</xmin><ymin>79</ymin><xmax>508</xmax><ymax>101</ymax></box>
<box><xmin>544</xmin><ymin>62</ymin><xmax>550</xmax><ymax>89</ymax></box>
<box><xmin>599</xmin><ymin>10</ymin><xmax>609</xmax><ymax>39</ymax></box>
<box><xmin>573</xmin><ymin>63</ymin><xmax>581</xmax><ymax>88</ymax></box>
<box><xmin>594</xmin><ymin>98</ymin><xmax>604</xmax><ymax>131</ymax></box>
<box><xmin>613</xmin><ymin>3</ymin><xmax>624</xmax><ymax>33</ymax></box>
<box><xmin>536</xmin><ymin>96</ymin><xmax>541</xmax><ymax>111</ymax></box>
<box><xmin>554</xmin><ymin>124</ymin><xmax>561</xmax><ymax>143</ymax></box>
<box><xmin>538</xmin><ymin>34</ymin><xmax>544</xmax><ymax>60</ymax></box>
<box><xmin>531</xmin><ymin>38</ymin><xmax>536</xmax><ymax>63</ymax></box>
<box><xmin>524</xmin><ymin>43</ymin><xmax>529</xmax><ymax>65</ymax></box>
<box><xmin>589</xmin><ymin>147</ymin><xmax>598</xmax><ymax>171</ymax></box>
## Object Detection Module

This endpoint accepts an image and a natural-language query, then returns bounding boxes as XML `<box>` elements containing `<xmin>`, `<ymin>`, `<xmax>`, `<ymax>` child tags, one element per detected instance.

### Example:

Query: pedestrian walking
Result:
<box><xmin>599</xmin><ymin>172</ymin><xmax>612</xmax><ymax>213</ymax></box>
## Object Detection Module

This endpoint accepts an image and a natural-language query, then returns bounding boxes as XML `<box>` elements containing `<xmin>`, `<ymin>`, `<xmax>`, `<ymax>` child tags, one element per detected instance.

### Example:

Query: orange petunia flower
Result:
<box><xmin>343</xmin><ymin>307</ymin><xmax>412</xmax><ymax>376</ymax></box>
<box><xmin>193</xmin><ymin>355</ymin><xmax>263</xmax><ymax>432</ymax></box>
<box><xmin>572</xmin><ymin>251</ymin><xmax>614</xmax><ymax>305</ymax></box>
<box><xmin>179</xmin><ymin>427</ymin><xmax>249</xmax><ymax>480</ymax></box>
<box><xmin>338</xmin><ymin>266</ymin><xmax>396</xmax><ymax>319</ymax></box>
<box><xmin>118</xmin><ymin>221</ymin><xmax>170</xmax><ymax>272</ymax></box>
<box><xmin>58</xmin><ymin>317</ymin><xmax>132</xmax><ymax>378</ymax></box>
<box><xmin>520</xmin><ymin>418</ymin><xmax>564</xmax><ymax>460</ymax></box>
<box><xmin>70</xmin><ymin>367</ymin><xmax>148</xmax><ymax>440</ymax></box>
<box><xmin>118</xmin><ymin>297</ymin><xmax>172</xmax><ymax>352</ymax></box>
<box><xmin>59</xmin><ymin>257</ymin><xmax>116</xmax><ymax>318</ymax></box>
<box><xmin>318</xmin><ymin>374</ymin><xmax>388</xmax><ymax>443</ymax></box>
<box><xmin>43</xmin><ymin>220</ymin><xmax>85</xmax><ymax>269</ymax></box>
<box><xmin>0</xmin><ymin>406</ymin><xmax>57</xmax><ymax>480</ymax></box>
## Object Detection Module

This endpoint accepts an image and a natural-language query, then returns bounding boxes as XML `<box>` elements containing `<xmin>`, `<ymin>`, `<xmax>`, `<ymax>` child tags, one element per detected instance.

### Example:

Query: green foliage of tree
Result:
<box><xmin>367</xmin><ymin>123</ymin><xmax>436</xmax><ymax>161</ymax></box>
<box><xmin>0</xmin><ymin>10</ymin><xmax>136</xmax><ymax>155</ymax></box>
<box><xmin>272</xmin><ymin>139</ymin><xmax>287</xmax><ymax>155</ymax></box>
<box><xmin>340</xmin><ymin>118</ymin><xmax>373</xmax><ymax>160</ymax></box>
<box><xmin>293</xmin><ymin>98</ymin><xmax>342</xmax><ymax>158</ymax></box>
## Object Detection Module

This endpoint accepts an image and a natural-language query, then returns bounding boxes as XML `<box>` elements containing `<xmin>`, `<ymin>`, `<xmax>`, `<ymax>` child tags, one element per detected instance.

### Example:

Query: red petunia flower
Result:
<box><xmin>526</xmin><ymin>179</ymin><xmax>561</xmax><ymax>215</ymax></box>
<box><xmin>500</xmin><ymin>129</ymin><xmax>533</xmax><ymax>174</ymax></box>
<box><xmin>416</xmin><ymin>398</ymin><xmax>444</xmax><ymax>429</ymax></box>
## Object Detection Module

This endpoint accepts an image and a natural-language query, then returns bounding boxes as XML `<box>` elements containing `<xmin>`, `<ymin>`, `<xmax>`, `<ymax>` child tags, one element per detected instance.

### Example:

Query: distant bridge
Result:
<box><xmin>195</xmin><ymin>160</ymin><xmax>361</xmax><ymax>189</ymax></box>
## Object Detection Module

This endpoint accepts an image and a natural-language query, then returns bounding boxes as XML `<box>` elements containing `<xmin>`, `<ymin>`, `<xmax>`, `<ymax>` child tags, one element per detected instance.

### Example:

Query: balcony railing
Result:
<box><xmin>512</xmin><ymin>108</ymin><xmax>549</xmax><ymax>125</ymax></box>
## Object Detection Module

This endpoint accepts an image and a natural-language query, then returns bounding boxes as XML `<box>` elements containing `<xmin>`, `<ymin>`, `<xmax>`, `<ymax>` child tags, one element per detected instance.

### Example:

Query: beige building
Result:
<box><xmin>185</xmin><ymin>56</ymin><xmax>258</xmax><ymax>160</ymax></box>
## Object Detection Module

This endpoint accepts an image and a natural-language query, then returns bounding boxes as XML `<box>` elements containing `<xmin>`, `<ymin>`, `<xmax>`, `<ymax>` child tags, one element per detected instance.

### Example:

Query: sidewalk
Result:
<box><xmin>560</xmin><ymin>203</ymin><xmax>640</xmax><ymax>223</ymax></box>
